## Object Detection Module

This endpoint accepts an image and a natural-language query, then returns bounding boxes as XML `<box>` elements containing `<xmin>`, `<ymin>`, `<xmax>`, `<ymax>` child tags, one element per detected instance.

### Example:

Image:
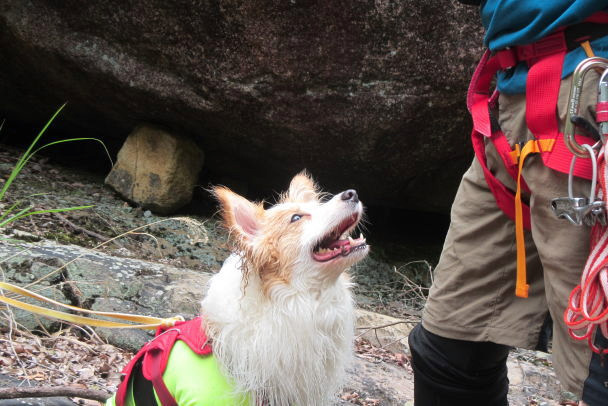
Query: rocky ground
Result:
<box><xmin>0</xmin><ymin>145</ymin><xmax>576</xmax><ymax>405</ymax></box>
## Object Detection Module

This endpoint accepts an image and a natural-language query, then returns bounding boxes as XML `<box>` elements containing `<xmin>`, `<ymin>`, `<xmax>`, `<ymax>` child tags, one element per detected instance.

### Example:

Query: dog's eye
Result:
<box><xmin>290</xmin><ymin>214</ymin><xmax>303</xmax><ymax>223</ymax></box>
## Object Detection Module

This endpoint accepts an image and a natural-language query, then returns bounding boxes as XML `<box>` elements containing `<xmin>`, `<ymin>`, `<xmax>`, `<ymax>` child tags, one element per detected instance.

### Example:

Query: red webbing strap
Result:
<box><xmin>525</xmin><ymin>47</ymin><xmax>565</xmax><ymax>141</ymax></box>
<box><xmin>146</xmin><ymin>346</ymin><xmax>178</xmax><ymax>406</ymax></box>
<box><xmin>543</xmin><ymin>133</ymin><xmax>596</xmax><ymax>178</ymax></box>
<box><xmin>471</xmin><ymin>130</ymin><xmax>531</xmax><ymax>228</ymax></box>
<box><xmin>523</xmin><ymin>36</ymin><xmax>596</xmax><ymax>179</ymax></box>
<box><xmin>116</xmin><ymin>318</ymin><xmax>213</xmax><ymax>406</ymax></box>
<box><xmin>468</xmin><ymin>50</ymin><xmax>532</xmax><ymax>229</ymax></box>
<box><xmin>598</xmin><ymin>101</ymin><xmax>608</xmax><ymax>123</ymax></box>
<box><xmin>142</xmin><ymin>318</ymin><xmax>212</xmax><ymax>405</ymax></box>
<box><xmin>468</xmin><ymin>50</ymin><xmax>500</xmax><ymax>138</ymax></box>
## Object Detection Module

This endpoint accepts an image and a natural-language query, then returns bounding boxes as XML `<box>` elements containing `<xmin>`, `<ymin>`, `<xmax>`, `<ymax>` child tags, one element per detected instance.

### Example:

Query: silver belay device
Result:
<box><xmin>551</xmin><ymin>57</ymin><xmax>608</xmax><ymax>226</ymax></box>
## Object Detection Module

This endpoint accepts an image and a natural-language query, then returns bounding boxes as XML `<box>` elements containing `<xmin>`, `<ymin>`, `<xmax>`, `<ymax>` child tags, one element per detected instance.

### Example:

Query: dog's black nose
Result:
<box><xmin>341</xmin><ymin>189</ymin><xmax>359</xmax><ymax>203</ymax></box>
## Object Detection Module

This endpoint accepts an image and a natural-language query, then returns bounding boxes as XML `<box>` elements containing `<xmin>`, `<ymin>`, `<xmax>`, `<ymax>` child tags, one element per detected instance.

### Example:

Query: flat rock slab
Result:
<box><xmin>0</xmin><ymin>240</ymin><xmax>210</xmax><ymax>351</ymax></box>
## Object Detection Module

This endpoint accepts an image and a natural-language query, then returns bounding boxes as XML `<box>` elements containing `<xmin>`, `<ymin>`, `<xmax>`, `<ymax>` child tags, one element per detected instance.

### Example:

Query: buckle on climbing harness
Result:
<box><xmin>564</xmin><ymin>57</ymin><xmax>608</xmax><ymax>158</ymax></box>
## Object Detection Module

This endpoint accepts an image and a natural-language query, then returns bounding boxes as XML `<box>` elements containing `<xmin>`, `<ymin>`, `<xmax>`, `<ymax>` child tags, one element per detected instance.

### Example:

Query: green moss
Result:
<box><xmin>44</xmin><ymin>231</ymin><xmax>86</xmax><ymax>245</ymax></box>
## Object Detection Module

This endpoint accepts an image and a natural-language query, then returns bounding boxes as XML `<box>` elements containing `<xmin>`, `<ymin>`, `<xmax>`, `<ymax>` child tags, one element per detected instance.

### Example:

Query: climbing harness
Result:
<box><xmin>468</xmin><ymin>15</ymin><xmax>608</xmax><ymax>351</ymax></box>
<box><xmin>468</xmin><ymin>14</ymin><xmax>608</xmax><ymax>299</ymax></box>
<box><xmin>559</xmin><ymin>61</ymin><xmax>608</xmax><ymax>354</ymax></box>
<box><xmin>0</xmin><ymin>281</ymin><xmax>184</xmax><ymax>329</ymax></box>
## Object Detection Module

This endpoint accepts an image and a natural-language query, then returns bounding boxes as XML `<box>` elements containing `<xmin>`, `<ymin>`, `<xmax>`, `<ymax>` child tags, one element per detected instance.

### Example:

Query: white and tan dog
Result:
<box><xmin>204</xmin><ymin>172</ymin><xmax>369</xmax><ymax>405</ymax></box>
<box><xmin>108</xmin><ymin>172</ymin><xmax>369</xmax><ymax>406</ymax></box>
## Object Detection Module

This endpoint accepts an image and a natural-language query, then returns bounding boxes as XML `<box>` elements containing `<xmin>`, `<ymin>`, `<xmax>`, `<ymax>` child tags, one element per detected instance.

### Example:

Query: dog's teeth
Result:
<box><xmin>348</xmin><ymin>236</ymin><xmax>355</xmax><ymax>244</ymax></box>
<box><xmin>359</xmin><ymin>233</ymin><xmax>364</xmax><ymax>240</ymax></box>
<box><xmin>340</xmin><ymin>232</ymin><xmax>347</xmax><ymax>240</ymax></box>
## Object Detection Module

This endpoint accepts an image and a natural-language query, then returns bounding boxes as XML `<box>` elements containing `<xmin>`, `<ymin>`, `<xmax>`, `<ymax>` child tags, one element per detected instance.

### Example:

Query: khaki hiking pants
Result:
<box><xmin>421</xmin><ymin>71</ymin><xmax>606</xmax><ymax>400</ymax></box>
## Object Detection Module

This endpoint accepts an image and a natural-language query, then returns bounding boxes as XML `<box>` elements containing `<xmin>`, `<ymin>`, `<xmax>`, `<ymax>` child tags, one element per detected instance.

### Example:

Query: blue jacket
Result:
<box><xmin>480</xmin><ymin>0</ymin><xmax>608</xmax><ymax>93</ymax></box>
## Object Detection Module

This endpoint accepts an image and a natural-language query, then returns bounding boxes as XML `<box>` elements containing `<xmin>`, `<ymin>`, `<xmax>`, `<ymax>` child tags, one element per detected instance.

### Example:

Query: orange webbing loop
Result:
<box><xmin>513</xmin><ymin>139</ymin><xmax>556</xmax><ymax>298</ymax></box>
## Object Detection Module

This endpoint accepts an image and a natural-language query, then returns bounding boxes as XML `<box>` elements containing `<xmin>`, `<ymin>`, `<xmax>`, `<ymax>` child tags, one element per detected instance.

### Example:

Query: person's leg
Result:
<box><xmin>421</xmin><ymin>153</ymin><xmax>547</xmax><ymax>348</ymax></box>
<box><xmin>409</xmin><ymin>324</ymin><xmax>510</xmax><ymax>406</ymax></box>
<box><xmin>412</xmin><ymin>136</ymin><xmax>547</xmax><ymax>404</ymax></box>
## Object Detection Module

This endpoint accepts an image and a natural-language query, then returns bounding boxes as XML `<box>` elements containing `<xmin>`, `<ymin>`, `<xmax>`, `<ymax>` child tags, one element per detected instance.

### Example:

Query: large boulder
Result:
<box><xmin>0</xmin><ymin>0</ymin><xmax>484</xmax><ymax>212</ymax></box>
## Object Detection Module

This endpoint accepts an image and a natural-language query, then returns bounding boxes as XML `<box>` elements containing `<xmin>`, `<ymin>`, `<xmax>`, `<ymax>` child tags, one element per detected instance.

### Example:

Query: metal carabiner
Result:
<box><xmin>551</xmin><ymin>143</ymin><xmax>601</xmax><ymax>226</ymax></box>
<box><xmin>564</xmin><ymin>57</ymin><xmax>608</xmax><ymax>158</ymax></box>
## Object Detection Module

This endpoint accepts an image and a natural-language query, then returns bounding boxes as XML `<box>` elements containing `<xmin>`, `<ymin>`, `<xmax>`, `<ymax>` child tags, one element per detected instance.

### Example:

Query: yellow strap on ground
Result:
<box><xmin>514</xmin><ymin>139</ymin><xmax>555</xmax><ymax>298</ymax></box>
<box><xmin>580</xmin><ymin>40</ymin><xmax>595</xmax><ymax>58</ymax></box>
<box><xmin>0</xmin><ymin>281</ymin><xmax>183</xmax><ymax>329</ymax></box>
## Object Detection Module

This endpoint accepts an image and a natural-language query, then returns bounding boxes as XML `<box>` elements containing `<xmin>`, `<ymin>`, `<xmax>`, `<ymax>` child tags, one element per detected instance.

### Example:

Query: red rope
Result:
<box><xmin>564</xmin><ymin>148</ymin><xmax>608</xmax><ymax>354</ymax></box>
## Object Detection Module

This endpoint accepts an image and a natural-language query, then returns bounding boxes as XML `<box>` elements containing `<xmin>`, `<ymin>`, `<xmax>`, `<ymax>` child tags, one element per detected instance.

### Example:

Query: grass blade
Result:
<box><xmin>0</xmin><ymin>104</ymin><xmax>66</xmax><ymax>201</ymax></box>
<box><xmin>0</xmin><ymin>205</ymin><xmax>35</xmax><ymax>228</ymax></box>
<box><xmin>0</xmin><ymin>205</ymin><xmax>93</xmax><ymax>227</ymax></box>
<box><xmin>31</xmin><ymin>138</ymin><xmax>113</xmax><ymax>167</ymax></box>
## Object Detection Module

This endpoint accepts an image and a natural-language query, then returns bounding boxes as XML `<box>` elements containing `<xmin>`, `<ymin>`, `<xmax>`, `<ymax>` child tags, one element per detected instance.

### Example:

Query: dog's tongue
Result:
<box><xmin>313</xmin><ymin>240</ymin><xmax>352</xmax><ymax>262</ymax></box>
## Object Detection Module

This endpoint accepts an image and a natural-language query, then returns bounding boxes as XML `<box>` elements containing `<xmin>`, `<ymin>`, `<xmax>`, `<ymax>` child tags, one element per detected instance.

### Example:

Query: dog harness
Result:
<box><xmin>469</xmin><ymin>15</ymin><xmax>608</xmax><ymax>298</ymax></box>
<box><xmin>107</xmin><ymin>317</ymin><xmax>249</xmax><ymax>406</ymax></box>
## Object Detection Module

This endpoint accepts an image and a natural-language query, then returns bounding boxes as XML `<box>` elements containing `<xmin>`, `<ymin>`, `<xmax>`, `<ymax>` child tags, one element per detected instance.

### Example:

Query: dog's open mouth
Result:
<box><xmin>312</xmin><ymin>214</ymin><xmax>367</xmax><ymax>262</ymax></box>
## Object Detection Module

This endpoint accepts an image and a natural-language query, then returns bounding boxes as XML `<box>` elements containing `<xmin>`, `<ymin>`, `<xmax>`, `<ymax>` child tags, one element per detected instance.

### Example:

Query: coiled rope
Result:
<box><xmin>564</xmin><ymin>146</ymin><xmax>608</xmax><ymax>354</ymax></box>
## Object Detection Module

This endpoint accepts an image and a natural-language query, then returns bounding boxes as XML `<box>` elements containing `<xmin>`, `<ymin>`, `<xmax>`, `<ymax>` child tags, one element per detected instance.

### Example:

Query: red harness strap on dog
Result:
<box><xmin>467</xmin><ymin>16</ymin><xmax>608</xmax><ymax>297</ymax></box>
<box><xmin>115</xmin><ymin>317</ymin><xmax>212</xmax><ymax>406</ymax></box>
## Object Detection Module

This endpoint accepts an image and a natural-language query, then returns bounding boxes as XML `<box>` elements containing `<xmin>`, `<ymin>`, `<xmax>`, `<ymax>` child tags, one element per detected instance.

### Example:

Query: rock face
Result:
<box><xmin>0</xmin><ymin>0</ymin><xmax>484</xmax><ymax>212</ymax></box>
<box><xmin>105</xmin><ymin>125</ymin><xmax>204</xmax><ymax>214</ymax></box>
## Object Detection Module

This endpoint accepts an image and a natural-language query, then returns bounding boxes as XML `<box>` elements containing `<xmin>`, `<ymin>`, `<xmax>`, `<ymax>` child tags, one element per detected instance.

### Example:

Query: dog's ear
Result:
<box><xmin>212</xmin><ymin>186</ymin><xmax>264</xmax><ymax>243</ymax></box>
<box><xmin>284</xmin><ymin>171</ymin><xmax>318</xmax><ymax>203</ymax></box>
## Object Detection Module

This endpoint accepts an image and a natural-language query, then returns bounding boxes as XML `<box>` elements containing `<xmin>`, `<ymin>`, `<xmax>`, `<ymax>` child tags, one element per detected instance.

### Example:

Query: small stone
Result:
<box><xmin>12</xmin><ymin>229</ymin><xmax>41</xmax><ymax>242</ymax></box>
<box><xmin>105</xmin><ymin>125</ymin><xmax>204</xmax><ymax>214</ymax></box>
<box><xmin>143</xmin><ymin>210</ymin><xmax>152</xmax><ymax>218</ymax></box>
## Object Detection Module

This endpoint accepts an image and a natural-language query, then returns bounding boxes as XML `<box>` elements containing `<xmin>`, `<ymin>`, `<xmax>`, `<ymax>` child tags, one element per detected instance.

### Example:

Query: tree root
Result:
<box><xmin>0</xmin><ymin>385</ymin><xmax>111</xmax><ymax>402</ymax></box>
